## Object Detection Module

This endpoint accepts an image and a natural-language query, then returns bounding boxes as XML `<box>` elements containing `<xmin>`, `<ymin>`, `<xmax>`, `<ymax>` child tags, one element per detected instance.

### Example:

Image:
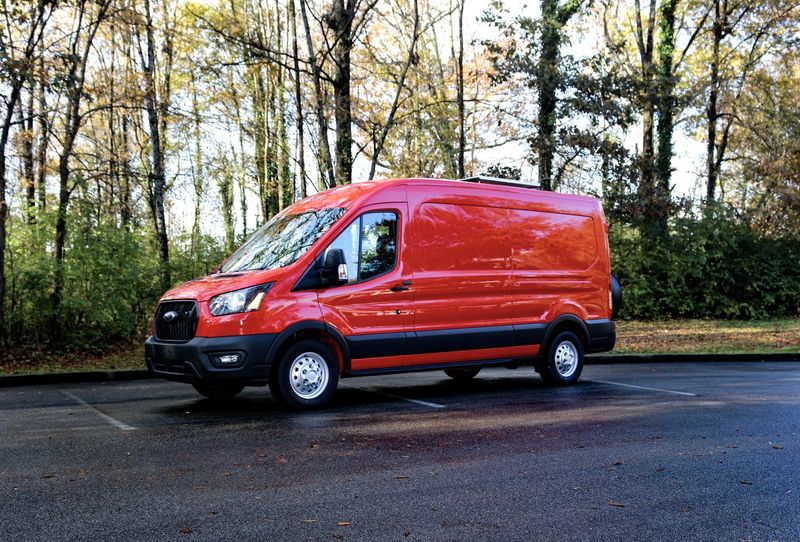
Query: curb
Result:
<box><xmin>0</xmin><ymin>369</ymin><xmax>152</xmax><ymax>388</ymax></box>
<box><xmin>587</xmin><ymin>352</ymin><xmax>800</xmax><ymax>364</ymax></box>
<box><xmin>1</xmin><ymin>354</ymin><xmax>799</xmax><ymax>388</ymax></box>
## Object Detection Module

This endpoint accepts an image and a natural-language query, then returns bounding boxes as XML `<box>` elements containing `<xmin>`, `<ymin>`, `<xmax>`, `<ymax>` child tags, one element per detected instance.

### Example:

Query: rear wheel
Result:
<box><xmin>269</xmin><ymin>340</ymin><xmax>339</xmax><ymax>409</ymax></box>
<box><xmin>538</xmin><ymin>331</ymin><xmax>584</xmax><ymax>385</ymax></box>
<box><xmin>192</xmin><ymin>383</ymin><xmax>245</xmax><ymax>400</ymax></box>
<box><xmin>444</xmin><ymin>367</ymin><xmax>481</xmax><ymax>381</ymax></box>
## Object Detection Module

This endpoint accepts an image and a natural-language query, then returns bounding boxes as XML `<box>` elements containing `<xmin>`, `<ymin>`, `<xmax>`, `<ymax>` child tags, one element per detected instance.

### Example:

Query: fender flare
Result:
<box><xmin>541</xmin><ymin>314</ymin><xmax>589</xmax><ymax>352</ymax></box>
<box><xmin>265</xmin><ymin>320</ymin><xmax>352</xmax><ymax>371</ymax></box>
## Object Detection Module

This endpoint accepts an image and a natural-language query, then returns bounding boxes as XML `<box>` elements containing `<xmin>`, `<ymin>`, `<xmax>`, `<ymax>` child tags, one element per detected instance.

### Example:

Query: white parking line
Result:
<box><xmin>356</xmin><ymin>387</ymin><xmax>447</xmax><ymax>409</ymax></box>
<box><xmin>591</xmin><ymin>380</ymin><xmax>698</xmax><ymax>397</ymax></box>
<box><xmin>63</xmin><ymin>391</ymin><xmax>137</xmax><ymax>431</ymax></box>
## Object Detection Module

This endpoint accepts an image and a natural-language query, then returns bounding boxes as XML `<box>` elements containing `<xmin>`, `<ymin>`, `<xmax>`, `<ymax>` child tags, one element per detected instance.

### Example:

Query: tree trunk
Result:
<box><xmin>299</xmin><ymin>0</ymin><xmax>335</xmax><ymax>189</ymax></box>
<box><xmin>229</xmin><ymin>66</ymin><xmax>248</xmax><ymax>234</ymax></box>
<box><xmin>141</xmin><ymin>0</ymin><xmax>171</xmax><ymax>291</ymax></box>
<box><xmin>537</xmin><ymin>0</ymin><xmax>560</xmax><ymax>191</ymax></box>
<box><xmin>36</xmin><ymin>57</ymin><xmax>48</xmax><ymax>212</ymax></box>
<box><xmin>251</xmin><ymin>66</ymin><xmax>268</xmax><ymax>221</ymax></box>
<box><xmin>19</xmin><ymin>84</ymin><xmax>36</xmax><ymax>222</ymax></box>
<box><xmin>535</xmin><ymin>0</ymin><xmax>584</xmax><ymax>191</ymax></box>
<box><xmin>329</xmin><ymin>0</ymin><xmax>355</xmax><ymax>185</ymax></box>
<box><xmin>655</xmin><ymin>0</ymin><xmax>678</xmax><ymax>232</ymax></box>
<box><xmin>456</xmin><ymin>0</ymin><xmax>465</xmax><ymax>179</ymax></box>
<box><xmin>706</xmin><ymin>0</ymin><xmax>722</xmax><ymax>206</ymax></box>
<box><xmin>633</xmin><ymin>0</ymin><xmax>658</xmax><ymax>227</ymax></box>
<box><xmin>220</xmin><ymin>168</ymin><xmax>235</xmax><ymax>252</ymax></box>
<box><xmin>289</xmin><ymin>0</ymin><xmax>307</xmax><ymax>198</ymax></box>
<box><xmin>120</xmin><ymin>114</ymin><xmax>132</xmax><ymax>228</ymax></box>
<box><xmin>191</xmin><ymin>70</ymin><xmax>203</xmax><ymax>256</ymax></box>
<box><xmin>0</xmin><ymin>84</ymin><xmax>23</xmax><ymax>348</ymax></box>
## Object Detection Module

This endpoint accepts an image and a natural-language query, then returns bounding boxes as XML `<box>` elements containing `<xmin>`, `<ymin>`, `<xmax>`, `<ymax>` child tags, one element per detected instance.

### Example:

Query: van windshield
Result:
<box><xmin>219</xmin><ymin>207</ymin><xmax>346</xmax><ymax>273</ymax></box>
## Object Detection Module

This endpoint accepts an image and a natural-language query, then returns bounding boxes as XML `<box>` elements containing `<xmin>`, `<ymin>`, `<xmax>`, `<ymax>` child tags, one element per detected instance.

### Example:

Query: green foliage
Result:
<box><xmin>3</xmin><ymin>209</ymin><xmax>228</xmax><ymax>351</ymax></box>
<box><xmin>611</xmin><ymin>208</ymin><xmax>800</xmax><ymax>319</ymax></box>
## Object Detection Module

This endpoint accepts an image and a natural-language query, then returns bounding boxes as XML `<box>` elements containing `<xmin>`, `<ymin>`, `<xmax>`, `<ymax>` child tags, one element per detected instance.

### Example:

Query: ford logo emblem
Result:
<box><xmin>163</xmin><ymin>310</ymin><xmax>179</xmax><ymax>322</ymax></box>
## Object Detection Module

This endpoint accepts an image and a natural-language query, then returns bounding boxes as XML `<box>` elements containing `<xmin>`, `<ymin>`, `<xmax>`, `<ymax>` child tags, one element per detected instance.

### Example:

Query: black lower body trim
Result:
<box><xmin>585</xmin><ymin>319</ymin><xmax>616</xmax><ymax>353</ymax></box>
<box><xmin>145</xmin><ymin>334</ymin><xmax>277</xmax><ymax>385</ymax></box>
<box><xmin>345</xmin><ymin>323</ymin><xmax>548</xmax><ymax>360</ymax></box>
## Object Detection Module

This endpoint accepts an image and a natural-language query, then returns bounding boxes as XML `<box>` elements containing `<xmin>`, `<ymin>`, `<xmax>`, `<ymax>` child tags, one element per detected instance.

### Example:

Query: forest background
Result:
<box><xmin>0</xmin><ymin>0</ymin><xmax>798</xmax><ymax>354</ymax></box>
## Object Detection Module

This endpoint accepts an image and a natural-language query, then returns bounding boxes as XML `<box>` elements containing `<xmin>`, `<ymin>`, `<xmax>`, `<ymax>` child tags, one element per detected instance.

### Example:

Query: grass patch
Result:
<box><xmin>0</xmin><ymin>343</ymin><xmax>144</xmax><ymax>376</ymax></box>
<box><xmin>615</xmin><ymin>319</ymin><xmax>800</xmax><ymax>354</ymax></box>
<box><xmin>0</xmin><ymin>319</ymin><xmax>798</xmax><ymax>376</ymax></box>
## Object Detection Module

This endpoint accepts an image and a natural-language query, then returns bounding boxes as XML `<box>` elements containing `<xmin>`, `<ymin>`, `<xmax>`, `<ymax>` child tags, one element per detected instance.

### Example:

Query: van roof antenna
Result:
<box><xmin>458</xmin><ymin>176</ymin><xmax>541</xmax><ymax>190</ymax></box>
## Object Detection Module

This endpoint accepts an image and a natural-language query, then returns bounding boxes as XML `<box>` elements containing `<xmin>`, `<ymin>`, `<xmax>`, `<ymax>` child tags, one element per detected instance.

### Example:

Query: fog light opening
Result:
<box><xmin>210</xmin><ymin>352</ymin><xmax>243</xmax><ymax>366</ymax></box>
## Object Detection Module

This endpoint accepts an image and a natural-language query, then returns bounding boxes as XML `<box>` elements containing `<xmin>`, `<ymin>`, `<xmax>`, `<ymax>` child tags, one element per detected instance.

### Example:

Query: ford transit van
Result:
<box><xmin>145</xmin><ymin>177</ymin><xmax>621</xmax><ymax>409</ymax></box>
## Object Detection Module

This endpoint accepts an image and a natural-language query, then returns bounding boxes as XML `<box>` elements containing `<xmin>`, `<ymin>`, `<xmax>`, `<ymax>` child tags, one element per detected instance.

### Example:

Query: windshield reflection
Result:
<box><xmin>220</xmin><ymin>208</ymin><xmax>346</xmax><ymax>273</ymax></box>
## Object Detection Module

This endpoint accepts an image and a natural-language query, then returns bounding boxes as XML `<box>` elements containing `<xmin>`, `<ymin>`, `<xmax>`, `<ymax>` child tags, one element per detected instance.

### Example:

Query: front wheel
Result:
<box><xmin>192</xmin><ymin>383</ymin><xmax>245</xmax><ymax>400</ymax></box>
<box><xmin>537</xmin><ymin>331</ymin><xmax>584</xmax><ymax>385</ymax></box>
<box><xmin>269</xmin><ymin>340</ymin><xmax>339</xmax><ymax>409</ymax></box>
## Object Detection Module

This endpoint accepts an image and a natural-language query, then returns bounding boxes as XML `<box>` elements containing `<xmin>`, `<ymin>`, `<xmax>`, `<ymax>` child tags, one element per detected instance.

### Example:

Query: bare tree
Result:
<box><xmin>289</xmin><ymin>0</ymin><xmax>307</xmax><ymax>197</ymax></box>
<box><xmin>0</xmin><ymin>0</ymin><xmax>52</xmax><ymax>346</ymax></box>
<box><xmin>135</xmin><ymin>0</ymin><xmax>172</xmax><ymax>290</ymax></box>
<box><xmin>52</xmin><ymin>0</ymin><xmax>113</xmax><ymax>321</ymax></box>
<box><xmin>367</xmin><ymin>0</ymin><xmax>420</xmax><ymax>179</ymax></box>
<box><xmin>299</xmin><ymin>0</ymin><xmax>335</xmax><ymax>188</ymax></box>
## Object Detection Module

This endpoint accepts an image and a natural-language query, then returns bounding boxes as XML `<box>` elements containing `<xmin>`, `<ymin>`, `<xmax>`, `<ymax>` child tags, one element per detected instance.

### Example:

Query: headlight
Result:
<box><xmin>209</xmin><ymin>283</ymin><xmax>273</xmax><ymax>316</ymax></box>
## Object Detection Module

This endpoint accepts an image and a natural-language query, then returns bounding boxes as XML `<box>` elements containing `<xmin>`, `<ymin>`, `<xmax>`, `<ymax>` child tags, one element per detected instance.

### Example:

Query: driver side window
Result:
<box><xmin>325</xmin><ymin>211</ymin><xmax>398</xmax><ymax>285</ymax></box>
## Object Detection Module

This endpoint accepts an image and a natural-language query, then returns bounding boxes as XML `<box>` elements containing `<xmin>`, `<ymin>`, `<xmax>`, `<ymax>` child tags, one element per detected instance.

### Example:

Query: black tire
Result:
<box><xmin>444</xmin><ymin>367</ymin><xmax>481</xmax><ymax>381</ymax></box>
<box><xmin>192</xmin><ymin>383</ymin><xmax>245</xmax><ymax>400</ymax></box>
<box><xmin>537</xmin><ymin>331</ymin><xmax>584</xmax><ymax>385</ymax></box>
<box><xmin>269</xmin><ymin>340</ymin><xmax>339</xmax><ymax>410</ymax></box>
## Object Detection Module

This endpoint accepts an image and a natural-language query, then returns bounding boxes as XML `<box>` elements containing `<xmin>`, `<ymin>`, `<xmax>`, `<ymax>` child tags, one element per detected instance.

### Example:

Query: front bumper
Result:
<box><xmin>145</xmin><ymin>334</ymin><xmax>278</xmax><ymax>385</ymax></box>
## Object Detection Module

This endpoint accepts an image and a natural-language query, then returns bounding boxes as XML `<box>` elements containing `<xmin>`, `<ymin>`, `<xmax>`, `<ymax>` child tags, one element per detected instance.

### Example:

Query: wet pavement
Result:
<box><xmin>1</xmin><ymin>362</ymin><xmax>798</xmax><ymax>541</ymax></box>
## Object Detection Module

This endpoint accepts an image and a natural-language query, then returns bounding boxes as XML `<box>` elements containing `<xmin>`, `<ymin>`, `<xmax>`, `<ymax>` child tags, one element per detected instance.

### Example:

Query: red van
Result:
<box><xmin>146</xmin><ymin>177</ymin><xmax>621</xmax><ymax>409</ymax></box>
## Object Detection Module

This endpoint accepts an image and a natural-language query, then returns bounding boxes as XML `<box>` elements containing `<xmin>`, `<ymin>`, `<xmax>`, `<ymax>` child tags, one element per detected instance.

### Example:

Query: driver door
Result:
<box><xmin>316</xmin><ymin>204</ymin><xmax>413</xmax><ymax>371</ymax></box>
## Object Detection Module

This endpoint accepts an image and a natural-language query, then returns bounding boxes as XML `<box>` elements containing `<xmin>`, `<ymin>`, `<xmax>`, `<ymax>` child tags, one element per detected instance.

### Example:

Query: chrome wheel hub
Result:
<box><xmin>554</xmin><ymin>340</ymin><xmax>578</xmax><ymax>378</ymax></box>
<box><xmin>289</xmin><ymin>352</ymin><xmax>329</xmax><ymax>400</ymax></box>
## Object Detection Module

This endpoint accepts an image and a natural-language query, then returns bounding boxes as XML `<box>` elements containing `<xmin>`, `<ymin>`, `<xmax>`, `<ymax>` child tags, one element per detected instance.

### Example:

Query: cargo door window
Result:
<box><xmin>325</xmin><ymin>211</ymin><xmax>398</xmax><ymax>285</ymax></box>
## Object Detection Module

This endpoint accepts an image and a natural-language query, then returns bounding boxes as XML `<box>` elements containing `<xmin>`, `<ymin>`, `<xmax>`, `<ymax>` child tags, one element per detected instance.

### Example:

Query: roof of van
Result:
<box><xmin>287</xmin><ymin>178</ymin><xmax>602</xmax><ymax>215</ymax></box>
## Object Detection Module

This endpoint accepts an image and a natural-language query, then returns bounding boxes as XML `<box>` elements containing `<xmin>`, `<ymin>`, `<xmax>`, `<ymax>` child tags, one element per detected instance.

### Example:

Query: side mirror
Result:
<box><xmin>322</xmin><ymin>248</ymin><xmax>348</xmax><ymax>286</ymax></box>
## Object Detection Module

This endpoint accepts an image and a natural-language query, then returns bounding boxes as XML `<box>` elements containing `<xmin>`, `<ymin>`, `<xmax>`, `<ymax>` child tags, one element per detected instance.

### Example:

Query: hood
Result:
<box><xmin>160</xmin><ymin>268</ymin><xmax>288</xmax><ymax>303</ymax></box>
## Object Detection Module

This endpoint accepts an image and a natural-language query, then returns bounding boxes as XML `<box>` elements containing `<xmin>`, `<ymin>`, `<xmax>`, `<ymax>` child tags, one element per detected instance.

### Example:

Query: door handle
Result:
<box><xmin>389</xmin><ymin>281</ymin><xmax>411</xmax><ymax>292</ymax></box>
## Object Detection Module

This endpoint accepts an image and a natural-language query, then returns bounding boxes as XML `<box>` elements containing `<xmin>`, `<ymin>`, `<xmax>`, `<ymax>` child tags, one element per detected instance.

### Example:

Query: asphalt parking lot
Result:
<box><xmin>1</xmin><ymin>362</ymin><xmax>798</xmax><ymax>542</ymax></box>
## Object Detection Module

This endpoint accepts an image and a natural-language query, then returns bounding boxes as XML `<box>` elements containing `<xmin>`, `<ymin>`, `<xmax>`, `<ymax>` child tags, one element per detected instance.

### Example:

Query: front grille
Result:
<box><xmin>154</xmin><ymin>301</ymin><xmax>198</xmax><ymax>342</ymax></box>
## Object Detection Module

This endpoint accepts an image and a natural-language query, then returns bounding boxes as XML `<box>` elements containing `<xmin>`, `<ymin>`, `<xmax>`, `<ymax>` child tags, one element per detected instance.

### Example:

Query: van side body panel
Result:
<box><xmin>405</xmin><ymin>183</ymin><xmax>515</xmax><ymax>366</ymax></box>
